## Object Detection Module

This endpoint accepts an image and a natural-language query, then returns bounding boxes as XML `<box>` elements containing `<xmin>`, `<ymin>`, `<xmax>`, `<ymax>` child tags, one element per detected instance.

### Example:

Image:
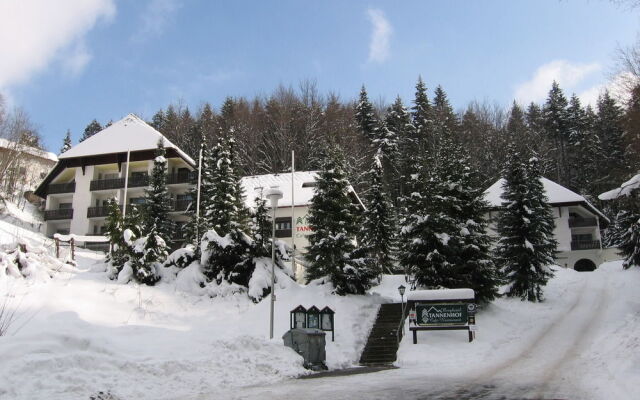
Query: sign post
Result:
<box><xmin>407</xmin><ymin>288</ymin><xmax>476</xmax><ymax>344</ymax></box>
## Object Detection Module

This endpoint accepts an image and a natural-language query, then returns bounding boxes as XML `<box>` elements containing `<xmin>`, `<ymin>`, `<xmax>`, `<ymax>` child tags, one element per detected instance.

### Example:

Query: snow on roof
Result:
<box><xmin>58</xmin><ymin>114</ymin><xmax>195</xmax><ymax>165</ymax></box>
<box><xmin>598</xmin><ymin>173</ymin><xmax>640</xmax><ymax>201</ymax></box>
<box><xmin>408</xmin><ymin>288</ymin><xmax>475</xmax><ymax>301</ymax></box>
<box><xmin>241</xmin><ymin>171</ymin><xmax>319</xmax><ymax>208</ymax></box>
<box><xmin>484</xmin><ymin>177</ymin><xmax>607</xmax><ymax>220</ymax></box>
<box><xmin>0</xmin><ymin>138</ymin><xmax>58</xmax><ymax>162</ymax></box>
<box><xmin>240</xmin><ymin>171</ymin><xmax>363</xmax><ymax>209</ymax></box>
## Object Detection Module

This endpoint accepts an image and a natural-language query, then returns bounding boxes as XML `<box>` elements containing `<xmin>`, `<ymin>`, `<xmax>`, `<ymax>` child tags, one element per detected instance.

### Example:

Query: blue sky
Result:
<box><xmin>0</xmin><ymin>0</ymin><xmax>638</xmax><ymax>152</ymax></box>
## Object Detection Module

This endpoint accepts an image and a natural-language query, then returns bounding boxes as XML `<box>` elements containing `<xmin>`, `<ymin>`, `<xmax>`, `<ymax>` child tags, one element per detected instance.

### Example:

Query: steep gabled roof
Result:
<box><xmin>484</xmin><ymin>177</ymin><xmax>608</xmax><ymax>221</ymax></box>
<box><xmin>59</xmin><ymin>114</ymin><xmax>194</xmax><ymax>165</ymax></box>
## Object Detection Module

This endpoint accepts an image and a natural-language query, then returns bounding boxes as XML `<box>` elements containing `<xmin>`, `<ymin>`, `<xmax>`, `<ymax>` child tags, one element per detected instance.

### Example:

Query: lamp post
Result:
<box><xmin>398</xmin><ymin>284</ymin><xmax>406</xmax><ymax>336</ymax></box>
<box><xmin>266</xmin><ymin>187</ymin><xmax>283</xmax><ymax>339</ymax></box>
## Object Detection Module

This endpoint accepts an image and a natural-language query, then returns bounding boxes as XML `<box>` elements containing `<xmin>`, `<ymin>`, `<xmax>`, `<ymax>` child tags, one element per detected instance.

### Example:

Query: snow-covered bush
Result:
<box><xmin>164</xmin><ymin>244</ymin><xmax>196</xmax><ymax>270</ymax></box>
<box><xmin>0</xmin><ymin>242</ymin><xmax>76</xmax><ymax>281</ymax></box>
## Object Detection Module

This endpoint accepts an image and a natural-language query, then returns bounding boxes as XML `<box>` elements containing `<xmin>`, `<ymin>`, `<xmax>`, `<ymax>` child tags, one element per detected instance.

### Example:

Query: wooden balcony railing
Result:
<box><xmin>172</xmin><ymin>199</ymin><xmax>192</xmax><ymax>212</ymax></box>
<box><xmin>568</xmin><ymin>217</ymin><xmax>598</xmax><ymax>228</ymax></box>
<box><xmin>90</xmin><ymin>178</ymin><xmax>124</xmax><ymax>191</ymax></box>
<box><xmin>87</xmin><ymin>205</ymin><xmax>122</xmax><ymax>218</ymax></box>
<box><xmin>90</xmin><ymin>175</ymin><xmax>149</xmax><ymax>191</ymax></box>
<box><xmin>167</xmin><ymin>172</ymin><xmax>196</xmax><ymax>185</ymax></box>
<box><xmin>571</xmin><ymin>240</ymin><xmax>601</xmax><ymax>251</ymax></box>
<box><xmin>48</xmin><ymin>182</ymin><xmax>76</xmax><ymax>194</ymax></box>
<box><xmin>44</xmin><ymin>208</ymin><xmax>73</xmax><ymax>221</ymax></box>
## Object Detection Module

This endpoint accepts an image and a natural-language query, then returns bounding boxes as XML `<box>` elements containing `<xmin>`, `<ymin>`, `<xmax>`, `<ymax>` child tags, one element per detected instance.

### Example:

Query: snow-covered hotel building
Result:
<box><xmin>35</xmin><ymin>114</ymin><xmax>362</xmax><ymax>256</ymax></box>
<box><xmin>484</xmin><ymin>178</ymin><xmax>610</xmax><ymax>271</ymax></box>
<box><xmin>35</xmin><ymin>115</ymin><xmax>196</xmax><ymax>239</ymax></box>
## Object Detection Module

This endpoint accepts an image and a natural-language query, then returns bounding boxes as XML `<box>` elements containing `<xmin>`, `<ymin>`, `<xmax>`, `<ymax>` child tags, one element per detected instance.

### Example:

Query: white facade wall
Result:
<box><xmin>486</xmin><ymin>204</ymin><xmax>606</xmax><ymax>270</ymax></box>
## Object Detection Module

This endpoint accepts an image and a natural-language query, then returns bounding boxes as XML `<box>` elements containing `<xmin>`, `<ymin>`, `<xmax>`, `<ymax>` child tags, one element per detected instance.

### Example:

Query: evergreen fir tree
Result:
<box><xmin>128</xmin><ymin>224</ymin><xmax>165</xmax><ymax>286</ymax></box>
<box><xmin>432</xmin><ymin>85</ymin><xmax>458</xmax><ymax>150</ymax></box>
<box><xmin>143</xmin><ymin>139</ymin><xmax>173</xmax><ymax>245</ymax></box>
<box><xmin>543</xmin><ymin>81</ymin><xmax>570</xmax><ymax>186</ymax></box>
<box><xmin>79</xmin><ymin>119</ymin><xmax>102</xmax><ymax>142</ymax></box>
<box><xmin>359</xmin><ymin>150</ymin><xmax>397</xmax><ymax>276</ymax></box>
<box><xmin>385</xmin><ymin>96</ymin><xmax>414</xmax><ymax>199</ymax></box>
<box><xmin>60</xmin><ymin>130</ymin><xmax>72</xmax><ymax>154</ymax></box>
<box><xmin>566</xmin><ymin>95</ymin><xmax>588</xmax><ymax>191</ymax></box>
<box><xmin>305</xmin><ymin>148</ymin><xmax>377</xmax><ymax>295</ymax></box>
<box><xmin>596</xmin><ymin>91</ymin><xmax>628</xmax><ymax>192</ymax></box>
<box><xmin>355</xmin><ymin>85</ymin><xmax>378</xmax><ymax>142</ymax></box>
<box><xmin>397</xmin><ymin>154</ymin><xmax>457</xmax><ymax>289</ymax></box>
<box><xmin>249</xmin><ymin>193</ymin><xmax>272</xmax><ymax>258</ymax></box>
<box><xmin>495</xmin><ymin>150</ymin><xmax>557</xmax><ymax>302</ymax></box>
<box><xmin>442</xmin><ymin>141</ymin><xmax>501</xmax><ymax>303</ymax></box>
<box><xmin>150</xmin><ymin>109</ymin><xmax>165</xmax><ymax>132</ymax></box>
<box><xmin>619</xmin><ymin>210</ymin><xmax>640</xmax><ymax>269</ymax></box>
<box><xmin>411</xmin><ymin>76</ymin><xmax>433</xmax><ymax>155</ymax></box>
<box><xmin>104</xmin><ymin>198</ymin><xmax>126</xmax><ymax>276</ymax></box>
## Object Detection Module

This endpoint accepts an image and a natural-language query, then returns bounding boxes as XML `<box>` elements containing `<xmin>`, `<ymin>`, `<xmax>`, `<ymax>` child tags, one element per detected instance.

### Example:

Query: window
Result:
<box><xmin>58</xmin><ymin>203</ymin><xmax>72</xmax><ymax>209</ymax></box>
<box><xmin>131</xmin><ymin>171</ymin><xmax>148</xmax><ymax>180</ymax></box>
<box><xmin>572</xmin><ymin>233</ymin><xmax>593</xmax><ymax>242</ymax></box>
<box><xmin>129</xmin><ymin>197</ymin><xmax>146</xmax><ymax>205</ymax></box>
<box><xmin>275</xmin><ymin>217</ymin><xmax>292</xmax><ymax>238</ymax></box>
<box><xmin>177</xmin><ymin>193</ymin><xmax>192</xmax><ymax>201</ymax></box>
<box><xmin>302</xmin><ymin>182</ymin><xmax>316</xmax><ymax>188</ymax></box>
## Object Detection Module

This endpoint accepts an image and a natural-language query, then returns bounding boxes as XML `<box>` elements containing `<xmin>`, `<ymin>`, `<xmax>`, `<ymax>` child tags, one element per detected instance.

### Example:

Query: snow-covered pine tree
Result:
<box><xmin>431</xmin><ymin>86</ymin><xmax>458</xmax><ymax>154</ymax></box>
<box><xmin>143</xmin><ymin>139</ymin><xmax>173</xmax><ymax>246</ymax></box>
<box><xmin>128</xmin><ymin>223</ymin><xmax>166</xmax><ymax>286</ymax></box>
<box><xmin>442</xmin><ymin>141</ymin><xmax>501</xmax><ymax>303</ymax></box>
<box><xmin>355</xmin><ymin>85</ymin><xmax>378</xmax><ymax>142</ymax></box>
<box><xmin>495</xmin><ymin>150</ymin><xmax>557</xmax><ymax>302</ymax></box>
<box><xmin>385</xmin><ymin>96</ymin><xmax>414</xmax><ymax>200</ymax></box>
<box><xmin>104</xmin><ymin>198</ymin><xmax>126</xmax><ymax>276</ymax></box>
<box><xmin>249</xmin><ymin>193</ymin><xmax>271</xmax><ymax>258</ymax></box>
<box><xmin>595</xmin><ymin>91</ymin><xmax>628</xmax><ymax>192</ymax></box>
<box><xmin>411</xmin><ymin>76</ymin><xmax>433</xmax><ymax>156</ymax></box>
<box><xmin>397</xmin><ymin>153</ymin><xmax>457</xmax><ymax>289</ymax></box>
<box><xmin>359</xmin><ymin>150</ymin><xmax>397</xmax><ymax>276</ymax></box>
<box><xmin>619</xmin><ymin>211</ymin><xmax>640</xmax><ymax>269</ymax></box>
<box><xmin>60</xmin><ymin>130</ymin><xmax>72</xmax><ymax>154</ymax></box>
<box><xmin>305</xmin><ymin>148</ymin><xmax>377</xmax><ymax>295</ymax></box>
<box><xmin>201</xmin><ymin>134</ymin><xmax>252</xmax><ymax>286</ymax></box>
<box><xmin>79</xmin><ymin>119</ymin><xmax>102</xmax><ymax>142</ymax></box>
<box><xmin>543</xmin><ymin>81</ymin><xmax>570</xmax><ymax>186</ymax></box>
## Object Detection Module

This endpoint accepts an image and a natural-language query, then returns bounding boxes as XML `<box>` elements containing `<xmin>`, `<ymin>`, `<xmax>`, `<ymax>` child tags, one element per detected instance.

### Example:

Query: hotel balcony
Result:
<box><xmin>90</xmin><ymin>175</ymin><xmax>149</xmax><ymax>191</ymax></box>
<box><xmin>44</xmin><ymin>208</ymin><xmax>73</xmax><ymax>221</ymax></box>
<box><xmin>47</xmin><ymin>182</ymin><xmax>76</xmax><ymax>195</ymax></box>
<box><xmin>568</xmin><ymin>217</ymin><xmax>598</xmax><ymax>228</ymax></box>
<box><xmin>570</xmin><ymin>240</ymin><xmax>601</xmax><ymax>251</ymax></box>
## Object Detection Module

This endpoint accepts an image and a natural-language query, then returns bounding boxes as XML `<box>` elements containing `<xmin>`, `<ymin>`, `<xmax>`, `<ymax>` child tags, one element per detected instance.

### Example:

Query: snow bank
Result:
<box><xmin>408</xmin><ymin>288</ymin><xmax>475</xmax><ymax>301</ymax></box>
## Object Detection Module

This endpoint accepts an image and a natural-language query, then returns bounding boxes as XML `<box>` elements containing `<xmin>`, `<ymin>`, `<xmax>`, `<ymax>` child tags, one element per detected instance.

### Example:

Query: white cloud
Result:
<box><xmin>133</xmin><ymin>0</ymin><xmax>181</xmax><ymax>42</ymax></box>
<box><xmin>367</xmin><ymin>8</ymin><xmax>392</xmax><ymax>63</ymax></box>
<box><xmin>61</xmin><ymin>41</ymin><xmax>92</xmax><ymax>77</ymax></box>
<box><xmin>514</xmin><ymin>60</ymin><xmax>601</xmax><ymax>104</ymax></box>
<box><xmin>574</xmin><ymin>72</ymin><xmax>632</xmax><ymax>107</ymax></box>
<box><xmin>0</xmin><ymin>0</ymin><xmax>115</xmax><ymax>90</ymax></box>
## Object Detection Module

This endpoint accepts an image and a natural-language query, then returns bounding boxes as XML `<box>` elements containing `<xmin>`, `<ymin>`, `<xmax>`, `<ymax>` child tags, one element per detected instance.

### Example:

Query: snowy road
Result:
<box><xmin>205</xmin><ymin>270</ymin><xmax>613</xmax><ymax>400</ymax></box>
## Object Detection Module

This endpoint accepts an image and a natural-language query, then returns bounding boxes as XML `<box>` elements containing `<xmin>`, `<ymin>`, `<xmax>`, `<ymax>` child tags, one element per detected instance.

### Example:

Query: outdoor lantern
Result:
<box><xmin>306</xmin><ymin>306</ymin><xmax>321</xmax><ymax>329</ymax></box>
<box><xmin>290</xmin><ymin>305</ymin><xmax>307</xmax><ymax>329</ymax></box>
<box><xmin>320</xmin><ymin>306</ymin><xmax>335</xmax><ymax>342</ymax></box>
<box><xmin>398</xmin><ymin>284</ymin><xmax>406</xmax><ymax>297</ymax></box>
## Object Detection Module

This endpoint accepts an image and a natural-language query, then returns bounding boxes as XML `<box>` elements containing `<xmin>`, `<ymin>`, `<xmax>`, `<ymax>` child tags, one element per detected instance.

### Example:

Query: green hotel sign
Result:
<box><xmin>416</xmin><ymin>303</ymin><xmax>468</xmax><ymax>326</ymax></box>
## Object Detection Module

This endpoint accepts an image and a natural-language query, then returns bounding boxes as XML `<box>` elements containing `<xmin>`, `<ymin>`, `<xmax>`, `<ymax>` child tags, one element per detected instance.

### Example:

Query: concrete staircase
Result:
<box><xmin>359</xmin><ymin>303</ymin><xmax>406</xmax><ymax>366</ymax></box>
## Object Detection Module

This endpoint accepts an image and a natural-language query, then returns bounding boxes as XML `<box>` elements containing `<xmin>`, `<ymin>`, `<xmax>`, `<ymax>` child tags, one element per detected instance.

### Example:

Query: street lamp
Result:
<box><xmin>398</xmin><ymin>285</ymin><xmax>406</xmax><ymax>336</ymax></box>
<box><xmin>266</xmin><ymin>186</ymin><xmax>283</xmax><ymax>339</ymax></box>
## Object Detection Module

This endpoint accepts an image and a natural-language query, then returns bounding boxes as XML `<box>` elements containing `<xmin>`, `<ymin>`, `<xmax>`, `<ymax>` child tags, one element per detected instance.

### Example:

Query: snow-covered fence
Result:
<box><xmin>53</xmin><ymin>233</ymin><xmax>109</xmax><ymax>260</ymax></box>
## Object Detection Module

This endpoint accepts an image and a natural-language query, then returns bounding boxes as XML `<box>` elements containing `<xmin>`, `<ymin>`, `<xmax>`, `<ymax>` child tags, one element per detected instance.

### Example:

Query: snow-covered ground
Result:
<box><xmin>1</xmin><ymin>201</ymin><xmax>638</xmax><ymax>399</ymax></box>
<box><xmin>0</xmin><ymin>201</ymin><xmax>382</xmax><ymax>400</ymax></box>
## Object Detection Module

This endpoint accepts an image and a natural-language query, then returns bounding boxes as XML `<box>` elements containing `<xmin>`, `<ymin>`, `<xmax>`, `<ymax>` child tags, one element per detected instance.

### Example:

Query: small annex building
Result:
<box><xmin>484</xmin><ymin>177</ymin><xmax>610</xmax><ymax>271</ymax></box>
